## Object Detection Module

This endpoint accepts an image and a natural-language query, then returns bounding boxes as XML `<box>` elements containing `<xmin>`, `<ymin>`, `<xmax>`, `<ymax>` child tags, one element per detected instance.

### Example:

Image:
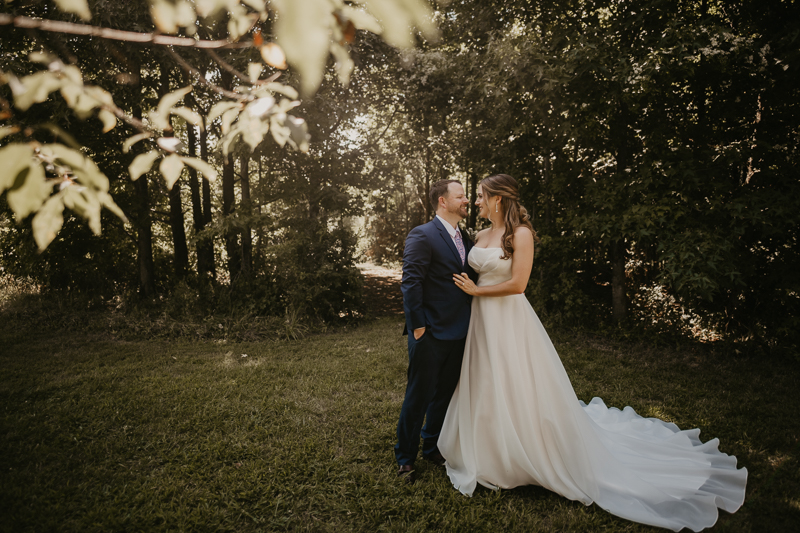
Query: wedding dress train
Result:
<box><xmin>439</xmin><ymin>247</ymin><xmax>747</xmax><ymax>532</ymax></box>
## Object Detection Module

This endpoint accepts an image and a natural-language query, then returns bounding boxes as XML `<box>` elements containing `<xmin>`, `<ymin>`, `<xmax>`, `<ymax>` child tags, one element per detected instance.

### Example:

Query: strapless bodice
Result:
<box><xmin>468</xmin><ymin>247</ymin><xmax>512</xmax><ymax>286</ymax></box>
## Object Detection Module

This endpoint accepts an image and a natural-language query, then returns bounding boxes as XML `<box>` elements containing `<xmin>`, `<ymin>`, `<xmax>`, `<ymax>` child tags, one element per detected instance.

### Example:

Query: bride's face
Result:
<box><xmin>476</xmin><ymin>185</ymin><xmax>490</xmax><ymax>220</ymax></box>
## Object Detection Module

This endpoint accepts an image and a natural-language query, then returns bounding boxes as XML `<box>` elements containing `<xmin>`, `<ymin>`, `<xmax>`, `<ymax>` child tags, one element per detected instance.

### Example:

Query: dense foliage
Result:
<box><xmin>360</xmin><ymin>0</ymin><xmax>800</xmax><ymax>350</ymax></box>
<box><xmin>1</xmin><ymin>0</ymin><xmax>798</xmax><ymax>349</ymax></box>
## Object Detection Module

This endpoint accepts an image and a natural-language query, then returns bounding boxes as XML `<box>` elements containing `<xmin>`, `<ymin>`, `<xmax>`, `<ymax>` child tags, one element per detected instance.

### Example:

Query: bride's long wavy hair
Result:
<box><xmin>481</xmin><ymin>174</ymin><xmax>540</xmax><ymax>259</ymax></box>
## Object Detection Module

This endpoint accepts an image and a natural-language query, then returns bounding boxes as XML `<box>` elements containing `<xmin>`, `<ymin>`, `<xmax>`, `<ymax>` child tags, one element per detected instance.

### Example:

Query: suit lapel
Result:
<box><xmin>432</xmin><ymin>217</ymin><xmax>464</xmax><ymax>267</ymax></box>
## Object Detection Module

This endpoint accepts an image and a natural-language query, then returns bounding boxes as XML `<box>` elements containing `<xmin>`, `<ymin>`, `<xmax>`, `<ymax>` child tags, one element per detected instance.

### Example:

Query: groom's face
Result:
<box><xmin>442</xmin><ymin>183</ymin><xmax>469</xmax><ymax>220</ymax></box>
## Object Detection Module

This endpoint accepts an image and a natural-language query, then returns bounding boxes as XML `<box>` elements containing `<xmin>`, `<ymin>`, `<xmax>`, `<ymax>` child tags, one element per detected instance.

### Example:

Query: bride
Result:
<box><xmin>441</xmin><ymin>174</ymin><xmax>747</xmax><ymax>532</ymax></box>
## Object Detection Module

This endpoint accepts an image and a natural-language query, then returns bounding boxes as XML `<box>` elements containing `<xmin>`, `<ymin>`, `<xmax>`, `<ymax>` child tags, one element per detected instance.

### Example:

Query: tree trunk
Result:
<box><xmin>131</xmin><ymin>88</ymin><xmax>156</xmax><ymax>298</ymax></box>
<box><xmin>401</xmin><ymin>178</ymin><xmax>410</xmax><ymax>237</ymax></box>
<box><xmin>161</xmin><ymin>106</ymin><xmax>188</xmax><ymax>280</ymax></box>
<box><xmin>134</xmin><ymin>174</ymin><xmax>157</xmax><ymax>298</ymax></box>
<box><xmin>468</xmin><ymin>170</ymin><xmax>477</xmax><ymax>230</ymax></box>
<box><xmin>423</xmin><ymin>144</ymin><xmax>432</xmax><ymax>220</ymax></box>
<box><xmin>612</xmin><ymin>239</ymin><xmax>627</xmax><ymax>322</ymax></box>
<box><xmin>219</xmin><ymin>69</ymin><xmax>240</xmax><ymax>281</ymax></box>
<box><xmin>611</xmin><ymin>98</ymin><xmax>632</xmax><ymax>322</ymax></box>
<box><xmin>222</xmin><ymin>153</ymin><xmax>241</xmax><ymax>280</ymax></box>
<box><xmin>168</xmin><ymin>176</ymin><xmax>189</xmax><ymax>279</ymax></box>
<box><xmin>187</xmin><ymin>124</ymin><xmax>214</xmax><ymax>279</ymax></box>
<box><xmin>254</xmin><ymin>154</ymin><xmax>265</xmax><ymax>262</ymax></box>
<box><xmin>240</xmin><ymin>153</ymin><xmax>252</xmax><ymax>277</ymax></box>
<box><xmin>199</xmin><ymin>127</ymin><xmax>216</xmax><ymax>279</ymax></box>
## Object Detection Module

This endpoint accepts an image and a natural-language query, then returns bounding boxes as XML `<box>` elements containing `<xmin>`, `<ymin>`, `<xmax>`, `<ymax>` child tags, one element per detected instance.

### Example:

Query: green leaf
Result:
<box><xmin>61</xmin><ymin>65</ymin><xmax>83</xmax><ymax>85</ymax></box>
<box><xmin>245</xmin><ymin>96</ymin><xmax>275</xmax><ymax>118</ymax></box>
<box><xmin>159</xmin><ymin>154</ymin><xmax>185</xmax><ymax>190</ymax></box>
<box><xmin>122</xmin><ymin>132</ymin><xmax>153</xmax><ymax>154</ymax></box>
<box><xmin>208</xmin><ymin>101</ymin><xmax>241</xmax><ymax>124</ymax></box>
<box><xmin>62</xmin><ymin>185</ymin><xmax>101</xmax><ymax>235</ymax></box>
<box><xmin>41</xmin><ymin>144</ymin><xmax>110</xmax><ymax>192</ymax></box>
<box><xmin>331</xmin><ymin>42</ymin><xmax>354</xmax><ymax>86</ymax></box>
<box><xmin>241</xmin><ymin>0</ymin><xmax>267</xmax><ymax>14</ymax></box>
<box><xmin>228</xmin><ymin>8</ymin><xmax>255</xmax><ymax>40</ymax></box>
<box><xmin>170</xmin><ymin>106</ymin><xmax>204</xmax><ymax>129</ymax></box>
<box><xmin>180</xmin><ymin>156</ymin><xmax>218</xmax><ymax>182</ymax></box>
<box><xmin>31</xmin><ymin>194</ymin><xmax>65</xmax><ymax>251</ymax></box>
<box><xmin>221</xmin><ymin>124</ymin><xmax>241</xmax><ymax>157</ymax></box>
<box><xmin>54</xmin><ymin>0</ymin><xmax>91</xmax><ymax>21</ymax></box>
<box><xmin>342</xmin><ymin>5</ymin><xmax>382</xmax><ymax>33</ymax></box>
<box><xmin>28</xmin><ymin>51</ymin><xmax>59</xmax><ymax>66</ymax></box>
<box><xmin>153</xmin><ymin>86</ymin><xmax>193</xmax><ymax>130</ymax></box>
<box><xmin>175</xmin><ymin>0</ymin><xmax>197</xmax><ymax>30</ymax></box>
<box><xmin>272</xmin><ymin>0</ymin><xmax>331</xmax><ymax>96</ymax></box>
<box><xmin>247</xmin><ymin>62</ymin><xmax>263</xmax><ymax>82</ymax></box>
<box><xmin>7</xmin><ymin>162</ymin><xmax>51</xmax><ymax>222</ymax></box>
<box><xmin>39</xmin><ymin>143</ymin><xmax>83</xmax><ymax>170</ymax></box>
<box><xmin>195</xmin><ymin>0</ymin><xmax>227</xmax><ymax>17</ymax></box>
<box><xmin>221</xmin><ymin>107</ymin><xmax>241</xmax><ymax>135</ymax></box>
<box><xmin>364</xmin><ymin>0</ymin><xmax>438</xmax><ymax>49</ymax></box>
<box><xmin>277</xmin><ymin>97</ymin><xmax>300</xmax><ymax>113</ymax></box>
<box><xmin>129</xmin><ymin>150</ymin><xmax>161</xmax><ymax>181</ymax></box>
<box><xmin>98</xmin><ymin>109</ymin><xmax>117</xmax><ymax>132</ymax></box>
<box><xmin>0</xmin><ymin>143</ymin><xmax>35</xmax><ymax>194</ymax></box>
<box><xmin>71</xmin><ymin>92</ymin><xmax>100</xmax><ymax>119</ymax></box>
<box><xmin>14</xmin><ymin>71</ymin><xmax>63</xmax><ymax>111</ymax></box>
<box><xmin>286</xmin><ymin>115</ymin><xmax>310</xmax><ymax>152</ymax></box>
<box><xmin>0</xmin><ymin>126</ymin><xmax>20</xmax><ymax>141</ymax></box>
<box><xmin>83</xmin><ymin>86</ymin><xmax>115</xmax><ymax>107</ymax></box>
<box><xmin>150</xmin><ymin>0</ymin><xmax>179</xmax><ymax>34</ymax></box>
<box><xmin>259</xmin><ymin>82</ymin><xmax>299</xmax><ymax>100</ymax></box>
<box><xmin>97</xmin><ymin>191</ymin><xmax>128</xmax><ymax>223</ymax></box>
<box><xmin>148</xmin><ymin>112</ymin><xmax>168</xmax><ymax>132</ymax></box>
<box><xmin>241</xmin><ymin>117</ymin><xmax>266</xmax><ymax>151</ymax></box>
<box><xmin>59</xmin><ymin>82</ymin><xmax>84</xmax><ymax>109</ymax></box>
<box><xmin>270</xmin><ymin>115</ymin><xmax>290</xmax><ymax>148</ymax></box>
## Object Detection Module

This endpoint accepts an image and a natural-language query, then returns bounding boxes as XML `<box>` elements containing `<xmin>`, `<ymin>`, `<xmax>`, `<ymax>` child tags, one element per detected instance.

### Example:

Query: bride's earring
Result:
<box><xmin>495</xmin><ymin>200</ymin><xmax>499</xmax><ymax>213</ymax></box>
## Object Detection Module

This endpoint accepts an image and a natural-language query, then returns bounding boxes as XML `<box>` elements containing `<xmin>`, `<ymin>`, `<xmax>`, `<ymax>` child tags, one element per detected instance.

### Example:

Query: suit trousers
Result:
<box><xmin>395</xmin><ymin>332</ymin><xmax>466</xmax><ymax>466</ymax></box>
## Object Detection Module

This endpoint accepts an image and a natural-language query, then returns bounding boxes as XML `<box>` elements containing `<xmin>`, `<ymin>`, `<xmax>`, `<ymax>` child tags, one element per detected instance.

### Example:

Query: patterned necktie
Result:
<box><xmin>454</xmin><ymin>229</ymin><xmax>465</xmax><ymax>265</ymax></box>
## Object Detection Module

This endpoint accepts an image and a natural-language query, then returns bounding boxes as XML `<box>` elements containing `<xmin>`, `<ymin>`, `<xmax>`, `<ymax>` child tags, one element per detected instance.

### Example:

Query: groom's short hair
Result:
<box><xmin>430</xmin><ymin>179</ymin><xmax>462</xmax><ymax>212</ymax></box>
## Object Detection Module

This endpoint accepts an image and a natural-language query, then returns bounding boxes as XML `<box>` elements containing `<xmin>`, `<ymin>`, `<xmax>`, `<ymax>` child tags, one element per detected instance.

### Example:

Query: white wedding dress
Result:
<box><xmin>439</xmin><ymin>247</ymin><xmax>747</xmax><ymax>532</ymax></box>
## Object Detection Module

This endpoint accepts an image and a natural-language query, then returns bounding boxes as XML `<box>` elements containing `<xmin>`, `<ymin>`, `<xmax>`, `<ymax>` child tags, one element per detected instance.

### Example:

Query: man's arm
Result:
<box><xmin>401</xmin><ymin>227</ymin><xmax>431</xmax><ymax>339</ymax></box>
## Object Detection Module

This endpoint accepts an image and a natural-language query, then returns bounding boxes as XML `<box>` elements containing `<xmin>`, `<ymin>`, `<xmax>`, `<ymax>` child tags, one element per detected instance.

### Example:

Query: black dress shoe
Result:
<box><xmin>424</xmin><ymin>451</ymin><xmax>446</xmax><ymax>466</ymax></box>
<box><xmin>397</xmin><ymin>464</ymin><xmax>417</xmax><ymax>484</ymax></box>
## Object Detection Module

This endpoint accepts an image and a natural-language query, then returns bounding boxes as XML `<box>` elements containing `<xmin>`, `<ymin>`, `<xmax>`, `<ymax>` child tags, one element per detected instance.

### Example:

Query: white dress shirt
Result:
<box><xmin>436</xmin><ymin>214</ymin><xmax>461</xmax><ymax>243</ymax></box>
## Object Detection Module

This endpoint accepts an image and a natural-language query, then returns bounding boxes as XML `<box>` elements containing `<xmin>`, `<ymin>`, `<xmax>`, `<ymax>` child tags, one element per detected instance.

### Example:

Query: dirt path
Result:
<box><xmin>358</xmin><ymin>263</ymin><xmax>404</xmax><ymax>318</ymax></box>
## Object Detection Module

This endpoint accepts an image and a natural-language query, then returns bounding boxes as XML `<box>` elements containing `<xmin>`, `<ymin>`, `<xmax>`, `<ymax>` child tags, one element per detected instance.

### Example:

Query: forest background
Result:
<box><xmin>1</xmin><ymin>0</ymin><xmax>798</xmax><ymax>355</ymax></box>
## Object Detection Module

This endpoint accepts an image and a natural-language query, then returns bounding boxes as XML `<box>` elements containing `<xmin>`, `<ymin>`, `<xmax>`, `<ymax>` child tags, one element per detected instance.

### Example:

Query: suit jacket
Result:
<box><xmin>401</xmin><ymin>218</ymin><xmax>477</xmax><ymax>341</ymax></box>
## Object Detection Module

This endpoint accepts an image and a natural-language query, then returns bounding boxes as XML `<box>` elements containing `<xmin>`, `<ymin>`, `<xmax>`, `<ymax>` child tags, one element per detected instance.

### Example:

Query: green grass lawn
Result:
<box><xmin>1</xmin><ymin>316</ymin><xmax>798</xmax><ymax>532</ymax></box>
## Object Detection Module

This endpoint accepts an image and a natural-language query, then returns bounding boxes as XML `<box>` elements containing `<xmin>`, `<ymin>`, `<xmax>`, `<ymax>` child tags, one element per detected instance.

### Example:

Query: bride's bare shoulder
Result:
<box><xmin>513</xmin><ymin>226</ymin><xmax>534</xmax><ymax>240</ymax></box>
<box><xmin>512</xmin><ymin>226</ymin><xmax>535</xmax><ymax>254</ymax></box>
<box><xmin>474</xmin><ymin>228</ymin><xmax>491</xmax><ymax>244</ymax></box>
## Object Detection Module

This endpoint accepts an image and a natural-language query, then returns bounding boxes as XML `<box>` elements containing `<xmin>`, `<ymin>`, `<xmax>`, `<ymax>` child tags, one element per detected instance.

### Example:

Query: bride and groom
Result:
<box><xmin>394</xmin><ymin>175</ymin><xmax>747</xmax><ymax>531</ymax></box>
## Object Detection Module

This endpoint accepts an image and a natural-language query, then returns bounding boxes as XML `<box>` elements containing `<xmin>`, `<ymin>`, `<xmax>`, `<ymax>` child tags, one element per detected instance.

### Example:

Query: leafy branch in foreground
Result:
<box><xmin>0</xmin><ymin>0</ymin><xmax>437</xmax><ymax>251</ymax></box>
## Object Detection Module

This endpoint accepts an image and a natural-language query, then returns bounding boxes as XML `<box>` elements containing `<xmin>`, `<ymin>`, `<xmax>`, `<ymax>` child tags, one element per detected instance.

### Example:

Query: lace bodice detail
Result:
<box><xmin>468</xmin><ymin>247</ymin><xmax>512</xmax><ymax>287</ymax></box>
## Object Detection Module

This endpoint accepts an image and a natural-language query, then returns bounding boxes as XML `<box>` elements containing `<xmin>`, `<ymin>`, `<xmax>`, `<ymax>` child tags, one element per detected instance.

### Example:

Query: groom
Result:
<box><xmin>395</xmin><ymin>179</ymin><xmax>475</xmax><ymax>483</ymax></box>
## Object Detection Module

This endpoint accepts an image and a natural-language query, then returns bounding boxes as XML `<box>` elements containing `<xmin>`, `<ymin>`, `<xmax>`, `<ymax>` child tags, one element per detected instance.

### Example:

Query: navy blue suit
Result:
<box><xmin>395</xmin><ymin>217</ymin><xmax>476</xmax><ymax>466</ymax></box>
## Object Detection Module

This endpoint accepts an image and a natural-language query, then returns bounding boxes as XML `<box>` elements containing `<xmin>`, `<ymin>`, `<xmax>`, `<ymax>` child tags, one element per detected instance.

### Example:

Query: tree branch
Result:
<box><xmin>0</xmin><ymin>14</ymin><xmax>254</xmax><ymax>49</ymax></box>
<box><xmin>205</xmin><ymin>49</ymin><xmax>253</xmax><ymax>84</ymax></box>
<box><xmin>205</xmin><ymin>49</ymin><xmax>282</xmax><ymax>86</ymax></box>
<box><xmin>165</xmin><ymin>47</ymin><xmax>245</xmax><ymax>101</ymax></box>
